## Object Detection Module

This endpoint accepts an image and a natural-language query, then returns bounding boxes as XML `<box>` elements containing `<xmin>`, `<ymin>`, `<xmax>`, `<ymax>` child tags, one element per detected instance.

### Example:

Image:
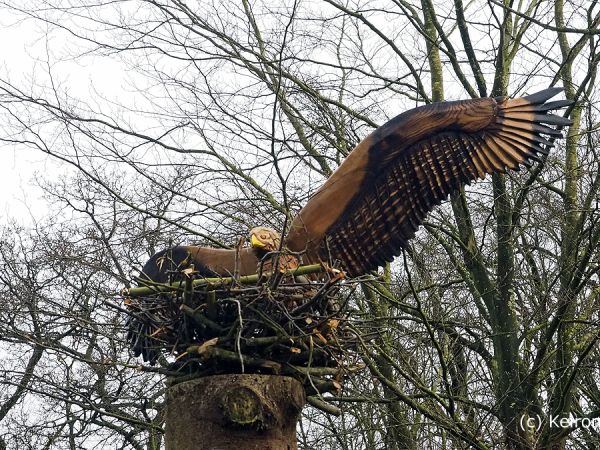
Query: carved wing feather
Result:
<box><xmin>286</xmin><ymin>88</ymin><xmax>572</xmax><ymax>276</ymax></box>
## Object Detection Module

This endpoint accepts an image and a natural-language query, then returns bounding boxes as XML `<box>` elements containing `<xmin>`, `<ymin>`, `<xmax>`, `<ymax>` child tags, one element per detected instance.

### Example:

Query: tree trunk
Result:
<box><xmin>164</xmin><ymin>374</ymin><xmax>305</xmax><ymax>450</ymax></box>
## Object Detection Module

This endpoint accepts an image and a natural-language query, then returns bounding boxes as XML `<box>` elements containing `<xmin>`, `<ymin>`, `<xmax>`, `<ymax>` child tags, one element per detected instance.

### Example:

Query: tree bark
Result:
<box><xmin>164</xmin><ymin>374</ymin><xmax>305</xmax><ymax>450</ymax></box>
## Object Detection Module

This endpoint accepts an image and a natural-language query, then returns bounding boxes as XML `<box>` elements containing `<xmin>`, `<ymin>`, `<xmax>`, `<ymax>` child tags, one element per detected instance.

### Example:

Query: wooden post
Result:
<box><xmin>164</xmin><ymin>374</ymin><xmax>305</xmax><ymax>450</ymax></box>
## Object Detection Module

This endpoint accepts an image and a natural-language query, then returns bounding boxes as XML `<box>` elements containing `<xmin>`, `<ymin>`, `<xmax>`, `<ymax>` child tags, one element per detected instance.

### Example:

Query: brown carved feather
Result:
<box><xmin>285</xmin><ymin>88</ymin><xmax>572</xmax><ymax>276</ymax></box>
<box><xmin>138</xmin><ymin>227</ymin><xmax>282</xmax><ymax>284</ymax></box>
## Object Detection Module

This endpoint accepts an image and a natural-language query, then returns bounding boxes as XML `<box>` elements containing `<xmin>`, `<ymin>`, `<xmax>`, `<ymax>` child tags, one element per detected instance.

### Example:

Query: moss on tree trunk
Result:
<box><xmin>164</xmin><ymin>374</ymin><xmax>305</xmax><ymax>450</ymax></box>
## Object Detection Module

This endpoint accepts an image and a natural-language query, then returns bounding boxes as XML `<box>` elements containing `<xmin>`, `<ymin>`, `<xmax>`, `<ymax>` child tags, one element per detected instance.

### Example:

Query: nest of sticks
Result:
<box><xmin>122</xmin><ymin>262</ymin><xmax>363</xmax><ymax>411</ymax></box>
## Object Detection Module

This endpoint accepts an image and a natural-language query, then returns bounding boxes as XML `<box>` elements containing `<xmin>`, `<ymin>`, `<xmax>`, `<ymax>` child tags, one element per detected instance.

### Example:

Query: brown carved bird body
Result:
<box><xmin>130</xmin><ymin>88</ymin><xmax>572</xmax><ymax>362</ymax></box>
<box><xmin>138</xmin><ymin>226</ymin><xmax>282</xmax><ymax>284</ymax></box>
<box><xmin>142</xmin><ymin>89</ymin><xmax>572</xmax><ymax>281</ymax></box>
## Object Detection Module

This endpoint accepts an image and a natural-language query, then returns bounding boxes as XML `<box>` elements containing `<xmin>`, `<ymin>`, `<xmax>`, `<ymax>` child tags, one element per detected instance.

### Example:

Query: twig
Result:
<box><xmin>180</xmin><ymin>304</ymin><xmax>225</xmax><ymax>334</ymax></box>
<box><xmin>306</xmin><ymin>396</ymin><xmax>342</xmax><ymax>416</ymax></box>
<box><xmin>233</xmin><ymin>299</ymin><xmax>244</xmax><ymax>373</ymax></box>
<box><xmin>122</xmin><ymin>264</ymin><xmax>325</xmax><ymax>297</ymax></box>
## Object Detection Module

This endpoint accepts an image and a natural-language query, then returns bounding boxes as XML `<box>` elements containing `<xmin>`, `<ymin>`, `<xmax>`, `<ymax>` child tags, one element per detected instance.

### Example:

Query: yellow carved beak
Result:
<box><xmin>250</xmin><ymin>234</ymin><xmax>266</xmax><ymax>248</ymax></box>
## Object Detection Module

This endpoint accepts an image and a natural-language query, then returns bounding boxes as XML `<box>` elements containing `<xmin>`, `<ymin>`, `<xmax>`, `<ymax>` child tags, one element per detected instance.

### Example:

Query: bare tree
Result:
<box><xmin>0</xmin><ymin>0</ymin><xmax>598</xmax><ymax>449</ymax></box>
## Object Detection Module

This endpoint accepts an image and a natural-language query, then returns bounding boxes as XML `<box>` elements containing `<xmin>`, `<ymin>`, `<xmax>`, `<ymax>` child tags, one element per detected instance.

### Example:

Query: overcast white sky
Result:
<box><xmin>0</xmin><ymin>10</ymin><xmax>129</xmax><ymax>225</ymax></box>
<box><xmin>0</xmin><ymin>16</ymin><xmax>45</xmax><ymax>223</ymax></box>
<box><xmin>0</xmin><ymin>2</ymin><xmax>583</xmax><ymax>230</ymax></box>
<box><xmin>0</xmin><ymin>15</ymin><xmax>80</xmax><ymax>224</ymax></box>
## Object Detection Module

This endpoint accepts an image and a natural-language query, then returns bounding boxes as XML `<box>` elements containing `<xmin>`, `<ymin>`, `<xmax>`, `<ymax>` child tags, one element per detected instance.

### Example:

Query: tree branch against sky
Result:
<box><xmin>0</xmin><ymin>0</ymin><xmax>598</xmax><ymax>449</ymax></box>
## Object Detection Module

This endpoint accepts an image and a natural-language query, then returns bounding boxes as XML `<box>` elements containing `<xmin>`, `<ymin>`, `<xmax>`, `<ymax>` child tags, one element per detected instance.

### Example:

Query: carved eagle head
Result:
<box><xmin>249</xmin><ymin>226</ymin><xmax>281</xmax><ymax>253</ymax></box>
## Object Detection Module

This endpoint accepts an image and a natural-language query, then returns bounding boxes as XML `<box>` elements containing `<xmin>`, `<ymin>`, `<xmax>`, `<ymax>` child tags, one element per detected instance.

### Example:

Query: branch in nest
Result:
<box><xmin>180</xmin><ymin>304</ymin><xmax>225</xmax><ymax>334</ymax></box>
<box><xmin>194</xmin><ymin>346</ymin><xmax>283</xmax><ymax>374</ymax></box>
<box><xmin>306</xmin><ymin>396</ymin><xmax>342</xmax><ymax>416</ymax></box>
<box><xmin>122</xmin><ymin>263</ymin><xmax>326</xmax><ymax>297</ymax></box>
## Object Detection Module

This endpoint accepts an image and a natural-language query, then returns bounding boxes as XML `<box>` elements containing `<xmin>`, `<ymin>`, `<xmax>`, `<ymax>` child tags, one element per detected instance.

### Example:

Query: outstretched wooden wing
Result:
<box><xmin>285</xmin><ymin>88</ymin><xmax>572</xmax><ymax>276</ymax></box>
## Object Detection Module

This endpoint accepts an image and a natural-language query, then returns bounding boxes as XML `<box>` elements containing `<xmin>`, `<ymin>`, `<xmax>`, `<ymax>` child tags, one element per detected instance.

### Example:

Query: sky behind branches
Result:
<box><xmin>0</xmin><ymin>9</ymin><xmax>130</xmax><ymax>224</ymax></box>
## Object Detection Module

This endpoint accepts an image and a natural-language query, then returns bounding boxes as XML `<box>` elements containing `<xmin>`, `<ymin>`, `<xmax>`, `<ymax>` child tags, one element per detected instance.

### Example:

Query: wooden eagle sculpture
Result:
<box><xmin>138</xmin><ymin>226</ymin><xmax>282</xmax><ymax>283</ymax></box>
<box><xmin>130</xmin><ymin>88</ymin><xmax>571</xmax><ymax>362</ymax></box>
<box><xmin>141</xmin><ymin>87</ymin><xmax>572</xmax><ymax>278</ymax></box>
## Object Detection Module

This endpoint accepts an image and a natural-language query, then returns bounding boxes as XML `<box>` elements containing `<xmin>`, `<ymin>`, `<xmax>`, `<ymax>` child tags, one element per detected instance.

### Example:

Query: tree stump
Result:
<box><xmin>164</xmin><ymin>374</ymin><xmax>305</xmax><ymax>450</ymax></box>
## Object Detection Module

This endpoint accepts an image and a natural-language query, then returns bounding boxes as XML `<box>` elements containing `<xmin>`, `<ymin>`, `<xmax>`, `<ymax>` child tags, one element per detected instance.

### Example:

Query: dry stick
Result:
<box><xmin>122</xmin><ymin>263</ymin><xmax>325</xmax><ymax>297</ymax></box>
<box><xmin>185</xmin><ymin>335</ymin><xmax>290</xmax><ymax>352</ymax></box>
<box><xmin>291</xmin><ymin>272</ymin><xmax>344</xmax><ymax>315</ymax></box>
<box><xmin>306</xmin><ymin>396</ymin><xmax>342</xmax><ymax>416</ymax></box>
<box><xmin>180</xmin><ymin>304</ymin><xmax>225</xmax><ymax>334</ymax></box>
<box><xmin>233</xmin><ymin>236</ymin><xmax>244</xmax><ymax>282</ymax></box>
<box><xmin>232</xmin><ymin>299</ymin><xmax>245</xmax><ymax>373</ymax></box>
<box><xmin>304</xmin><ymin>380</ymin><xmax>341</xmax><ymax>396</ymax></box>
<box><xmin>195</xmin><ymin>347</ymin><xmax>282</xmax><ymax>373</ymax></box>
<box><xmin>205</xmin><ymin>290</ymin><xmax>217</xmax><ymax>320</ymax></box>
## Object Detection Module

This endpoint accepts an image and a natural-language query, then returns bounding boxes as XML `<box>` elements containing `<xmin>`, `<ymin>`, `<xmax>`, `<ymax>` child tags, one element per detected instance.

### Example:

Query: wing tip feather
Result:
<box><xmin>523</xmin><ymin>87</ymin><xmax>564</xmax><ymax>104</ymax></box>
<box><xmin>314</xmin><ymin>88</ymin><xmax>573</xmax><ymax>277</ymax></box>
